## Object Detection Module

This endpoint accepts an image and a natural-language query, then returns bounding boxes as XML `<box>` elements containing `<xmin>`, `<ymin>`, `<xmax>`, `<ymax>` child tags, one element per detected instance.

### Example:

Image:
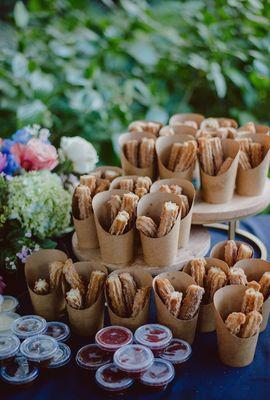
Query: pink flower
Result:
<box><xmin>0</xmin><ymin>152</ymin><xmax>7</xmax><ymax>172</ymax></box>
<box><xmin>11</xmin><ymin>139</ymin><xmax>58</xmax><ymax>171</ymax></box>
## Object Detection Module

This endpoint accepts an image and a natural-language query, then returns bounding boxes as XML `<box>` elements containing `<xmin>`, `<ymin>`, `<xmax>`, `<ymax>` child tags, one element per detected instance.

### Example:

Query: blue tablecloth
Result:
<box><xmin>2</xmin><ymin>216</ymin><xmax>270</xmax><ymax>399</ymax></box>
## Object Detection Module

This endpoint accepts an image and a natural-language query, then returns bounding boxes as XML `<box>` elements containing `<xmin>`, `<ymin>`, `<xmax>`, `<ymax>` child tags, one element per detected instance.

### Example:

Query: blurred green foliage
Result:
<box><xmin>0</xmin><ymin>0</ymin><xmax>269</xmax><ymax>164</ymax></box>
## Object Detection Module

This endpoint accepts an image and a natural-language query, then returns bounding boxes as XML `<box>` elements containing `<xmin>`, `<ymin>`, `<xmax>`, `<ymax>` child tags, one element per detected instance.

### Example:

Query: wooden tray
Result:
<box><xmin>72</xmin><ymin>225</ymin><xmax>210</xmax><ymax>275</ymax></box>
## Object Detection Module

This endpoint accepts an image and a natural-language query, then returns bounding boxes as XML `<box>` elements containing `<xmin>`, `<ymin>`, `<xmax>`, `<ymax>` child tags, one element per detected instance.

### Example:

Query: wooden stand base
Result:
<box><xmin>72</xmin><ymin>225</ymin><xmax>211</xmax><ymax>275</ymax></box>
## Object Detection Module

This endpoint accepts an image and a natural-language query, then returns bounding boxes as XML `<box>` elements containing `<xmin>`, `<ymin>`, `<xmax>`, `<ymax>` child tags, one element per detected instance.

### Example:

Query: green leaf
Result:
<box><xmin>209</xmin><ymin>63</ymin><xmax>227</xmax><ymax>98</ymax></box>
<box><xmin>127</xmin><ymin>40</ymin><xmax>159</xmax><ymax>67</ymax></box>
<box><xmin>17</xmin><ymin>100</ymin><xmax>47</xmax><ymax>125</ymax></box>
<box><xmin>146</xmin><ymin>106</ymin><xmax>168</xmax><ymax>124</ymax></box>
<box><xmin>14</xmin><ymin>1</ymin><xmax>29</xmax><ymax>28</ymax></box>
<box><xmin>39</xmin><ymin>239</ymin><xmax>57</xmax><ymax>249</ymax></box>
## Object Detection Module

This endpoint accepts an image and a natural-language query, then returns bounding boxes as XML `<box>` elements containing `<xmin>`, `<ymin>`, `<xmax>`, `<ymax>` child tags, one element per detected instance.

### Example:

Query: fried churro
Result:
<box><xmin>136</xmin><ymin>216</ymin><xmax>158</xmax><ymax>237</ymax></box>
<box><xmin>125</xmin><ymin>140</ymin><xmax>138</xmax><ymax>167</ymax></box>
<box><xmin>73</xmin><ymin>185</ymin><xmax>92</xmax><ymax>219</ymax></box>
<box><xmin>210</xmin><ymin>137</ymin><xmax>223</xmax><ymax>173</ymax></box>
<box><xmin>63</xmin><ymin>258</ymin><xmax>85</xmax><ymax>295</ymax></box>
<box><xmin>155</xmin><ymin>277</ymin><xmax>175</xmax><ymax>303</ymax></box>
<box><xmin>168</xmin><ymin>143</ymin><xmax>182</xmax><ymax>171</ymax></box>
<box><xmin>240</xmin><ymin>310</ymin><xmax>262</xmax><ymax>338</ymax></box>
<box><xmin>224</xmin><ymin>240</ymin><xmax>238</xmax><ymax>267</ymax></box>
<box><xmin>247</xmin><ymin>281</ymin><xmax>261</xmax><ymax>291</ymax></box>
<box><xmin>179</xmin><ymin>194</ymin><xmax>190</xmax><ymax>217</ymax></box>
<box><xmin>120</xmin><ymin>193</ymin><xmax>139</xmax><ymax>222</ymax></box>
<box><xmin>259</xmin><ymin>272</ymin><xmax>270</xmax><ymax>299</ymax></box>
<box><xmin>94</xmin><ymin>179</ymin><xmax>110</xmax><ymax>195</ymax></box>
<box><xmin>208</xmin><ymin>267</ymin><xmax>227</xmax><ymax>302</ymax></box>
<box><xmin>128</xmin><ymin>120</ymin><xmax>162</xmax><ymax>136</ymax></box>
<box><xmin>241</xmin><ymin>288</ymin><xmax>264</xmax><ymax>314</ymax></box>
<box><xmin>108</xmin><ymin>194</ymin><xmax>122</xmax><ymax>224</ymax></box>
<box><xmin>190</xmin><ymin>258</ymin><xmax>206</xmax><ymax>287</ymax></box>
<box><xmin>225</xmin><ymin>312</ymin><xmax>246</xmax><ymax>336</ymax></box>
<box><xmin>131</xmin><ymin>286</ymin><xmax>151</xmax><ymax>317</ymax></box>
<box><xmin>166</xmin><ymin>291</ymin><xmax>183</xmax><ymax>317</ymax></box>
<box><xmin>135</xmin><ymin>186</ymin><xmax>148</xmax><ymax>198</ymax></box>
<box><xmin>80</xmin><ymin>175</ymin><xmax>97</xmax><ymax>193</ymax></box>
<box><xmin>200</xmin><ymin>118</ymin><xmax>219</xmax><ymax>130</ymax></box>
<box><xmin>109</xmin><ymin>211</ymin><xmax>130</xmax><ymax>235</ymax></box>
<box><xmin>228</xmin><ymin>267</ymin><xmax>248</xmax><ymax>286</ymax></box>
<box><xmin>217</xmin><ymin>157</ymin><xmax>233</xmax><ymax>175</ymax></box>
<box><xmin>198</xmin><ymin>138</ymin><xmax>215</xmax><ymax>176</ymax></box>
<box><xmin>174</xmin><ymin>140</ymin><xmax>197</xmax><ymax>172</ymax></box>
<box><xmin>239</xmin><ymin>151</ymin><xmax>252</xmax><ymax>170</ymax></box>
<box><xmin>157</xmin><ymin>201</ymin><xmax>179</xmax><ymax>237</ymax></box>
<box><xmin>250</xmin><ymin>142</ymin><xmax>263</xmax><ymax>168</ymax></box>
<box><xmin>236</xmin><ymin>138</ymin><xmax>251</xmax><ymax>154</ymax></box>
<box><xmin>49</xmin><ymin>261</ymin><xmax>64</xmax><ymax>290</ymax></box>
<box><xmin>85</xmin><ymin>270</ymin><xmax>106</xmax><ymax>307</ymax></box>
<box><xmin>106</xmin><ymin>274</ymin><xmax>127</xmax><ymax>317</ymax></box>
<box><xmin>135</xmin><ymin>176</ymin><xmax>152</xmax><ymax>191</ymax></box>
<box><xmin>119</xmin><ymin>273</ymin><xmax>137</xmax><ymax>315</ymax></box>
<box><xmin>119</xmin><ymin>178</ymin><xmax>134</xmax><ymax>192</ymax></box>
<box><xmin>139</xmin><ymin>138</ymin><xmax>155</xmax><ymax>168</ymax></box>
<box><xmin>66</xmin><ymin>288</ymin><xmax>82</xmax><ymax>310</ymax></box>
<box><xmin>170</xmin><ymin>185</ymin><xmax>183</xmax><ymax>196</ymax></box>
<box><xmin>236</xmin><ymin>243</ymin><xmax>253</xmax><ymax>261</ymax></box>
<box><xmin>158</xmin><ymin>184</ymin><xmax>171</xmax><ymax>193</ymax></box>
<box><xmin>179</xmin><ymin>284</ymin><xmax>205</xmax><ymax>320</ymax></box>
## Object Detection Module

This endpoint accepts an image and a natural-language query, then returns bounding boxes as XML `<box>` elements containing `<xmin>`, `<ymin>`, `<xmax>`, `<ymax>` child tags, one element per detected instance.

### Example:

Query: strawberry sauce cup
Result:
<box><xmin>11</xmin><ymin>315</ymin><xmax>47</xmax><ymax>340</ymax></box>
<box><xmin>76</xmin><ymin>344</ymin><xmax>112</xmax><ymax>371</ymax></box>
<box><xmin>160</xmin><ymin>338</ymin><xmax>192</xmax><ymax>368</ymax></box>
<box><xmin>139</xmin><ymin>358</ymin><xmax>175</xmax><ymax>392</ymax></box>
<box><xmin>95</xmin><ymin>326</ymin><xmax>133</xmax><ymax>352</ymax></box>
<box><xmin>95</xmin><ymin>362</ymin><xmax>134</xmax><ymax>394</ymax></box>
<box><xmin>0</xmin><ymin>354</ymin><xmax>39</xmax><ymax>387</ymax></box>
<box><xmin>19</xmin><ymin>335</ymin><xmax>59</xmax><ymax>368</ymax></box>
<box><xmin>45</xmin><ymin>321</ymin><xmax>70</xmax><ymax>342</ymax></box>
<box><xmin>0</xmin><ymin>334</ymin><xmax>20</xmax><ymax>366</ymax></box>
<box><xmin>113</xmin><ymin>344</ymin><xmax>154</xmax><ymax>379</ymax></box>
<box><xmin>134</xmin><ymin>324</ymin><xmax>172</xmax><ymax>355</ymax></box>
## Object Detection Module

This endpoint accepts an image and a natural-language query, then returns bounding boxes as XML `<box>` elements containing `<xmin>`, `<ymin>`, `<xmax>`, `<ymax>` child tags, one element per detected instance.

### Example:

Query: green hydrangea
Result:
<box><xmin>8</xmin><ymin>171</ymin><xmax>71</xmax><ymax>239</ymax></box>
<box><xmin>0</xmin><ymin>175</ymin><xmax>9</xmax><ymax>229</ymax></box>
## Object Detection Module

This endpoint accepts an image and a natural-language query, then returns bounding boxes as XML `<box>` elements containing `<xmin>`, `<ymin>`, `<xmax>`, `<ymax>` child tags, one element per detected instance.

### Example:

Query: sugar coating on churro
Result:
<box><xmin>106</xmin><ymin>274</ymin><xmax>127</xmax><ymax>317</ymax></box>
<box><xmin>190</xmin><ymin>258</ymin><xmax>206</xmax><ymax>287</ymax></box>
<box><xmin>49</xmin><ymin>261</ymin><xmax>64</xmax><ymax>290</ymax></box>
<box><xmin>109</xmin><ymin>210</ymin><xmax>130</xmax><ymax>235</ymax></box>
<box><xmin>155</xmin><ymin>277</ymin><xmax>175</xmax><ymax>303</ymax></box>
<box><xmin>108</xmin><ymin>194</ymin><xmax>122</xmax><ymax>225</ymax></box>
<box><xmin>224</xmin><ymin>240</ymin><xmax>238</xmax><ymax>267</ymax></box>
<box><xmin>241</xmin><ymin>287</ymin><xmax>264</xmax><ymax>314</ymax></box>
<box><xmin>73</xmin><ymin>185</ymin><xmax>92</xmax><ymax>219</ymax></box>
<box><xmin>225</xmin><ymin>312</ymin><xmax>246</xmax><ymax>336</ymax></box>
<box><xmin>228</xmin><ymin>267</ymin><xmax>248</xmax><ymax>286</ymax></box>
<box><xmin>119</xmin><ymin>178</ymin><xmax>134</xmax><ymax>192</ymax></box>
<box><xmin>178</xmin><ymin>284</ymin><xmax>205</xmax><ymax>320</ymax></box>
<box><xmin>139</xmin><ymin>138</ymin><xmax>155</xmax><ymax>168</ymax></box>
<box><xmin>136</xmin><ymin>216</ymin><xmax>157</xmax><ymax>237</ymax></box>
<box><xmin>259</xmin><ymin>272</ymin><xmax>270</xmax><ymax>299</ymax></box>
<box><xmin>80</xmin><ymin>175</ymin><xmax>97</xmax><ymax>193</ymax></box>
<box><xmin>157</xmin><ymin>201</ymin><xmax>179</xmax><ymax>237</ymax></box>
<box><xmin>85</xmin><ymin>270</ymin><xmax>106</xmax><ymax>307</ymax></box>
<box><xmin>165</xmin><ymin>291</ymin><xmax>183</xmax><ymax>317</ymax></box>
<box><xmin>174</xmin><ymin>140</ymin><xmax>197</xmax><ymax>172</ymax></box>
<box><xmin>63</xmin><ymin>258</ymin><xmax>85</xmax><ymax>295</ymax></box>
<box><xmin>131</xmin><ymin>286</ymin><xmax>151</xmax><ymax>317</ymax></box>
<box><xmin>119</xmin><ymin>272</ymin><xmax>137</xmax><ymax>316</ymax></box>
<box><xmin>240</xmin><ymin>310</ymin><xmax>262</xmax><ymax>338</ymax></box>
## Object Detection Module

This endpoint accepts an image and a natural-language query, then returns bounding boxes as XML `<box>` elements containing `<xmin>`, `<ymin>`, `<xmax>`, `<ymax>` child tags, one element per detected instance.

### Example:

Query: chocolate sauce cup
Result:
<box><xmin>134</xmin><ymin>324</ymin><xmax>172</xmax><ymax>355</ymax></box>
<box><xmin>95</xmin><ymin>362</ymin><xmax>134</xmax><ymax>394</ymax></box>
<box><xmin>20</xmin><ymin>335</ymin><xmax>59</xmax><ymax>368</ymax></box>
<box><xmin>114</xmin><ymin>344</ymin><xmax>154</xmax><ymax>378</ymax></box>
<box><xmin>0</xmin><ymin>334</ymin><xmax>20</xmax><ymax>366</ymax></box>
<box><xmin>95</xmin><ymin>326</ymin><xmax>133</xmax><ymax>352</ymax></box>
<box><xmin>139</xmin><ymin>358</ymin><xmax>175</xmax><ymax>392</ymax></box>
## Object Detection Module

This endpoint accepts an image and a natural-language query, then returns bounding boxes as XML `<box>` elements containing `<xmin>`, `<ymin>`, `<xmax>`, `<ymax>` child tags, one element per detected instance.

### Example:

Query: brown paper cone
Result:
<box><xmin>200</xmin><ymin>139</ymin><xmax>240</xmax><ymax>203</ymax></box>
<box><xmin>217</xmin><ymin>118</ymin><xmax>238</xmax><ymax>128</ymax></box>
<box><xmin>255</xmin><ymin>125</ymin><xmax>269</xmax><ymax>135</ymax></box>
<box><xmin>150</xmin><ymin>178</ymin><xmax>195</xmax><ymax>248</ymax></box>
<box><xmin>65</xmin><ymin>262</ymin><xmax>107</xmax><ymax>337</ymax></box>
<box><xmin>236</xmin><ymin>134</ymin><xmax>270</xmax><ymax>196</ymax></box>
<box><xmin>73</xmin><ymin>215</ymin><xmax>99</xmax><ymax>249</ymax></box>
<box><xmin>183</xmin><ymin>258</ymin><xmax>229</xmax><ymax>332</ymax></box>
<box><xmin>92</xmin><ymin>189</ymin><xmax>135</xmax><ymax>264</ymax></box>
<box><xmin>137</xmin><ymin>192</ymin><xmax>182</xmax><ymax>267</ymax></box>
<box><xmin>169</xmin><ymin>113</ymin><xmax>205</xmax><ymax>127</ymax></box>
<box><xmin>234</xmin><ymin>259</ymin><xmax>270</xmax><ymax>332</ymax></box>
<box><xmin>160</xmin><ymin>125</ymin><xmax>197</xmax><ymax>137</ymax></box>
<box><xmin>93</xmin><ymin>165</ymin><xmax>123</xmax><ymax>181</ymax></box>
<box><xmin>105</xmin><ymin>269</ymin><xmax>152</xmax><ymax>331</ymax></box>
<box><xmin>210</xmin><ymin>240</ymin><xmax>254</xmax><ymax>264</ymax></box>
<box><xmin>119</xmin><ymin>132</ymin><xmax>157</xmax><ymax>179</ymax></box>
<box><xmin>153</xmin><ymin>271</ymin><xmax>198</xmax><ymax>344</ymax></box>
<box><xmin>25</xmin><ymin>249</ymin><xmax>67</xmax><ymax>321</ymax></box>
<box><xmin>214</xmin><ymin>285</ymin><xmax>259</xmax><ymax>367</ymax></box>
<box><xmin>156</xmin><ymin>134</ymin><xmax>196</xmax><ymax>181</ymax></box>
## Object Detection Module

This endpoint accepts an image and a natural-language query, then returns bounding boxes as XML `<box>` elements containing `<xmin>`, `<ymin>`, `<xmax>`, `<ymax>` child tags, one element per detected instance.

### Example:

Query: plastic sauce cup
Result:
<box><xmin>76</xmin><ymin>344</ymin><xmax>112</xmax><ymax>371</ymax></box>
<box><xmin>0</xmin><ymin>334</ymin><xmax>20</xmax><ymax>366</ymax></box>
<box><xmin>139</xmin><ymin>358</ymin><xmax>175</xmax><ymax>392</ymax></box>
<box><xmin>47</xmin><ymin>343</ymin><xmax>71</xmax><ymax>369</ymax></box>
<box><xmin>0</xmin><ymin>312</ymin><xmax>21</xmax><ymax>334</ymax></box>
<box><xmin>160</xmin><ymin>338</ymin><xmax>192</xmax><ymax>367</ymax></box>
<box><xmin>0</xmin><ymin>296</ymin><xmax>19</xmax><ymax>313</ymax></box>
<box><xmin>20</xmin><ymin>335</ymin><xmax>59</xmax><ymax>368</ymax></box>
<box><xmin>11</xmin><ymin>315</ymin><xmax>47</xmax><ymax>340</ymax></box>
<box><xmin>45</xmin><ymin>321</ymin><xmax>70</xmax><ymax>342</ymax></box>
<box><xmin>113</xmin><ymin>344</ymin><xmax>154</xmax><ymax>378</ymax></box>
<box><xmin>0</xmin><ymin>354</ymin><xmax>39</xmax><ymax>387</ymax></box>
<box><xmin>95</xmin><ymin>363</ymin><xmax>134</xmax><ymax>394</ymax></box>
<box><xmin>134</xmin><ymin>324</ymin><xmax>172</xmax><ymax>355</ymax></box>
<box><xmin>95</xmin><ymin>326</ymin><xmax>133</xmax><ymax>352</ymax></box>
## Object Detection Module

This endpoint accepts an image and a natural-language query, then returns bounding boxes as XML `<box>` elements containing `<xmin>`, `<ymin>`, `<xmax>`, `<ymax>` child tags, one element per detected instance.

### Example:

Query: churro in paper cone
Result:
<box><xmin>236</xmin><ymin>134</ymin><xmax>270</xmax><ymax>196</ymax></box>
<box><xmin>92</xmin><ymin>189</ymin><xmax>135</xmax><ymax>264</ymax></box>
<box><xmin>105</xmin><ymin>269</ymin><xmax>152</xmax><ymax>331</ymax></box>
<box><xmin>214</xmin><ymin>285</ymin><xmax>259</xmax><ymax>367</ymax></box>
<box><xmin>65</xmin><ymin>262</ymin><xmax>107</xmax><ymax>337</ymax></box>
<box><xmin>156</xmin><ymin>134</ymin><xmax>196</xmax><ymax>181</ymax></box>
<box><xmin>184</xmin><ymin>258</ymin><xmax>229</xmax><ymax>332</ymax></box>
<box><xmin>160</xmin><ymin>125</ymin><xmax>197</xmax><ymax>137</ymax></box>
<box><xmin>200</xmin><ymin>139</ymin><xmax>240</xmax><ymax>203</ymax></box>
<box><xmin>119</xmin><ymin>132</ymin><xmax>156</xmax><ymax>179</ymax></box>
<box><xmin>255</xmin><ymin>125</ymin><xmax>269</xmax><ymax>135</ymax></box>
<box><xmin>150</xmin><ymin>178</ymin><xmax>195</xmax><ymax>248</ymax></box>
<box><xmin>210</xmin><ymin>240</ymin><xmax>254</xmax><ymax>265</ymax></box>
<box><xmin>169</xmin><ymin>113</ymin><xmax>205</xmax><ymax>127</ymax></box>
<box><xmin>234</xmin><ymin>259</ymin><xmax>270</xmax><ymax>332</ymax></box>
<box><xmin>137</xmin><ymin>192</ymin><xmax>182</xmax><ymax>267</ymax></box>
<box><xmin>93</xmin><ymin>166</ymin><xmax>123</xmax><ymax>182</ymax></box>
<box><xmin>25</xmin><ymin>249</ymin><xmax>67</xmax><ymax>321</ymax></box>
<box><xmin>153</xmin><ymin>271</ymin><xmax>198</xmax><ymax>344</ymax></box>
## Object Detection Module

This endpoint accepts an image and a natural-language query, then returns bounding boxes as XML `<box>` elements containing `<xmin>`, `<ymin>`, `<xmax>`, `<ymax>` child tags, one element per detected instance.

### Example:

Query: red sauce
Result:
<box><xmin>101</xmin><ymin>365</ymin><xmax>127</xmax><ymax>384</ymax></box>
<box><xmin>145</xmin><ymin>328</ymin><xmax>168</xmax><ymax>343</ymax></box>
<box><xmin>161</xmin><ymin>339</ymin><xmax>191</xmax><ymax>364</ymax></box>
<box><xmin>99</xmin><ymin>327</ymin><xmax>130</xmax><ymax>345</ymax></box>
<box><xmin>78</xmin><ymin>345</ymin><xmax>111</xmax><ymax>368</ymax></box>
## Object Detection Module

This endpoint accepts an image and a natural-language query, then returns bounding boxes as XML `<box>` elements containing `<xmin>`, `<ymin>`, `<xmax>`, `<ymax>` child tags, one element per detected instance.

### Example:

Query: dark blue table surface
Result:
<box><xmin>2</xmin><ymin>215</ymin><xmax>270</xmax><ymax>400</ymax></box>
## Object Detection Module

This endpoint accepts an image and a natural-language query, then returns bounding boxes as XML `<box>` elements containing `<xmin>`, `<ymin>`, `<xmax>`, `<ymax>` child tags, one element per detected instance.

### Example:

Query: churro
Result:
<box><xmin>240</xmin><ymin>310</ymin><xmax>262</xmax><ymax>338</ymax></box>
<box><xmin>109</xmin><ymin>211</ymin><xmax>130</xmax><ymax>235</ymax></box>
<box><xmin>157</xmin><ymin>201</ymin><xmax>179</xmax><ymax>237</ymax></box>
<box><xmin>85</xmin><ymin>270</ymin><xmax>106</xmax><ymax>307</ymax></box>
<box><xmin>155</xmin><ymin>277</ymin><xmax>175</xmax><ymax>303</ymax></box>
<box><xmin>136</xmin><ymin>216</ymin><xmax>158</xmax><ymax>237</ymax></box>
<box><xmin>225</xmin><ymin>312</ymin><xmax>246</xmax><ymax>336</ymax></box>
<box><xmin>217</xmin><ymin>157</ymin><xmax>233</xmax><ymax>175</ymax></box>
<box><xmin>241</xmin><ymin>287</ymin><xmax>264</xmax><ymax>314</ymax></box>
<box><xmin>139</xmin><ymin>138</ymin><xmax>155</xmax><ymax>168</ymax></box>
<box><xmin>174</xmin><ymin>140</ymin><xmax>197</xmax><ymax>172</ymax></box>
<box><xmin>125</xmin><ymin>140</ymin><xmax>138</xmax><ymax>167</ymax></box>
<box><xmin>119</xmin><ymin>272</ymin><xmax>137</xmax><ymax>315</ymax></box>
<box><xmin>259</xmin><ymin>272</ymin><xmax>270</xmax><ymax>299</ymax></box>
<box><xmin>49</xmin><ymin>261</ymin><xmax>64</xmax><ymax>290</ymax></box>
<box><xmin>179</xmin><ymin>284</ymin><xmax>205</xmax><ymax>320</ymax></box>
<box><xmin>228</xmin><ymin>267</ymin><xmax>248</xmax><ymax>286</ymax></box>
<box><xmin>190</xmin><ymin>258</ymin><xmax>206</xmax><ymax>287</ymax></box>
<box><xmin>66</xmin><ymin>288</ymin><xmax>82</xmax><ymax>310</ymax></box>
<box><xmin>131</xmin><ymin>286</ymin><xmax>151</xmax><ymax>317</ymax></box>
<box><xmin>165</xmin><ymin>291</ymin><xmax>183</xmax><ymax>317</ymax></box>
<box><xmin>63</xmin><ymin>258</ymin><xmax>85</xmax><ymax>295</ymax></box>
<box><xmin>224</xmin><ymin>240</ymin><xmax>238</xmax><ymax>267</ymax></box>
<box><xmin>119</xmin><ymin>178</ymin><xmax>134</xmax><ymax>192</ymax></box>
<box><xmin>106</xmin><ymin>274</ymin><xmax>127</xmax><ymax>317</ymax></box>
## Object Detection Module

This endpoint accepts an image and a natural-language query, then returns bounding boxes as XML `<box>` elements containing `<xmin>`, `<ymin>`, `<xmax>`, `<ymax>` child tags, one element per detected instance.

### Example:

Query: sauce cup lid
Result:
<box><xmin>45</xmin><ymin>322</ymin><xmax>70</xmax><ymax>342</ymax></box>
<box><xmin>160</xmin><ymin>338</ymin><xmax>192</xmax><ymax>364</ymax></box>
<box><xmin>20</xmin><ymin>335</ymin><xmax>59</xmax><ymax>362</ymax></box>
<box><xmin>76</xmin><ymin>344</ymin><xmax>112</xmax><ymax>370</ymax></box>
<box><xmin>114</xmin><ymin>344</ymin><xmax>154</xmax><ymax>372</ymax></box>
<box><xmin>47</xmin><ymin>343</ymin><xmax>71</xmax><ymax>368</ymax></box>
<box><xmin>134</xmin><ymin>324</ymin><xmax>172</xmax><ymax>349</ymax></box>
<box><xmin>139</xmin><ymin>358</ymin><xmax>175</xmax><ymax>387</ymax></box>
<box><xmin>0</xmin><ymin>334</ymin><xmax>20</xmax><ymax>360</ymax></box>
<box><xmin>11</xmin><ymin>315</ymin><xmax>47</xmax><ymax>339</ymax></box>
<box><xmin>95</xmin><ymin>326</ymin><xmax>133</xmax><ymax>351</ymax></box>
<box><xmin>95</xmin><ymin>363</ymin><xmax>134</xmax><ymax>392</ymax></box>
<box><xmin>0</xmin><ymin>296</ymin><xmax>19</xmax><ymax>313</ymax></box>
<box><xmin>0</xmin><ymin>355</ymin><xmax>39</xmax><ymax>385</ymax></box>
<box><xmin>0</xmin><ymin>312</ymin><xmax>21</xmax><ymax>334</ymax></box>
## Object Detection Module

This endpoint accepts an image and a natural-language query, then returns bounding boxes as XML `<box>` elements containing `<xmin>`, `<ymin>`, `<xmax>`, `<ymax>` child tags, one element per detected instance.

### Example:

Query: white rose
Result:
<box><xmin>60</xmin><ymin>136</ymin><xmax>99</xmax><ymax>174</ymax></box>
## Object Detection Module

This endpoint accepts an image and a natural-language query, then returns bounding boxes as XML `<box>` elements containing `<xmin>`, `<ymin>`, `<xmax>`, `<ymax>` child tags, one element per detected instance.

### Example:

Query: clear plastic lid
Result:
<box><xmin>0</xmin><ymin>354</ymin><xmax>39</xmax><ymax>385</ymax></box>
<box><xmin>0</xmin><ymin>312</ymin><xmax>21</xmax><ymax>334</ymax></box>
<box><xmin>47</xmin><ymin>343</ymin><xmax>71</xmax><ymax>368</ymax></box>
<box><xmin>0</xmin><ymin>334</ymin><xmax>20</xmax><ymax>360</ymax></box>
<box><xmin>95</xmin><ymin>363</ymin><xmax>134</xmax><ymax>392</ymax></box>
<box><xmin>11</xmin><ymin>315</ymin><xmax>47</xmax><ymax>339</ymax></box>
<box><xmin>160</xmin><ymin>339</ymin><xmax>192</xmax><ymax>364</ymax></box>
<box><xmin>139</xmin><ymin>358</ymin><xmax>175</xmax><ymax>387</ymax></box>
<box><xmin>0</xmin><ymin>296</ymin><xmax>19</xmax><ymax>313</ymax></box>
<box><xmin>114</xmin><ymin>344</ymin><xmax>154</xmax><ymax>373</ymax></box>
<box><xmin>20</xmin><ymin>335</ymin><xmax>59</xmax><ymax>362</ymax></box>
<box><xmin>95</xmin><ymin>326</ymin><xmax>133</xmax><ymax>351</ymax></box>
<box><xmin>45</xmin><ymin>322</ymin><xmax>70</xmax><ymax>342</ymax></box>
<box><xmin>76</xmin><ymin>344</ymin><xmax>112</xmax><ymax>370</ymax></box>
<box><xmin>134</xmin><ymin>324</ymin><xmax>172</xmax><ymax>350</ymax></box>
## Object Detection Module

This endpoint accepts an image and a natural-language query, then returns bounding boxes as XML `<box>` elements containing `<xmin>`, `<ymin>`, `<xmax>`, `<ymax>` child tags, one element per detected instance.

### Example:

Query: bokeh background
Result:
<box><xmin>0</xmin><ymin>0</ymin><xmax>269</xmax><ymax>164</ymax></box>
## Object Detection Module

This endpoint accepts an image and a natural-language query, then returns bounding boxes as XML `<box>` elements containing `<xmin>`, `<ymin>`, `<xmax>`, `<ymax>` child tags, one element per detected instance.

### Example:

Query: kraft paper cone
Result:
<box><xmin>25</xmin><ymin>249</ymin><xmax>67</xmax><ymax>321</ymax></box>
<box><xmin>210</xmin><ymin>240</ymin><xmax>254</xmax><ymax>265</ymax></box>
<box><xmin>217</xmin><ymin>118</ymin><xmax>238</xmax><ymax>128</ymax></box>
<box><xmin>214</xmin><ymin>285</ymin><xmax>259</xmax><ymax>367</ymax></box>
<box><xmin>137</xmin><ymin>192</ymin><xmax>182</xmax><ymax>267</ymax></box>
<box><xmin>156</xmin><ymin>134</ymin><xmax>196</xmax><ymax>181</ymax></box>
<box><xmin>160</xmin><ymin>125</ymin><xmax>197</xmax><ymax>137</ymax></box>
<box><xmin>150</xmin><ymin>178</ymin><xmax>195</xmax><ymax>248</ymax></box>
<box><xmin>200</xmin><ymin>139</ymin><xmax>240</xmax><ymax>203</ymax></box>
<box><xmin>92</xmin><ymin>189</ymin><xmax>135</xmax><ymax>264</ymax></box>
<box><xmin>73</xmin><ymin>215</ymin><xmax>99</xmax><ymax>249</ymax></box>
<box><xmin>236</xmin><ymin>134</ymin><xmax>270</xmax><ymax>196</ymax></box>
<box><xmin>255</xmin><ymin>125</ymin><xmax>269</xmax><ymax>135</ymax></box>
<box><xmin>94</xmin><ymin>165</ymin><xmax>123</xmax><ymax>181</ymax></box>
<box><xmin>105</xmin><ymin>269</ymin><xmax>152</xmax><ymax>331</ymax></box>
<box><xmin>153</xmin><ymin>271</ymin><xmax>198</xmax><ymax>344</ymax></box>
<box><xmin>65</xmin><ymin>262</ymin><xmax>107</xmax><ymax>337</ymax></box>
<box><xmin>234</xmin><ymin>259</ymin><xmax>270</xmax><ymax>332</ymax></box>
<box><xmin>169</xmin><ymin>113</ymin><xmax>205</xmax><ymax>127</ymax></box>
<box><xmin>119</xmin><ymin>132</ymin><xmax>157</xmax><ymax>179</ymax></box>
<box><xmin>183</xmin><ymin>258</ymin><xmax>229</xmax><ymax>332</ymax></box>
